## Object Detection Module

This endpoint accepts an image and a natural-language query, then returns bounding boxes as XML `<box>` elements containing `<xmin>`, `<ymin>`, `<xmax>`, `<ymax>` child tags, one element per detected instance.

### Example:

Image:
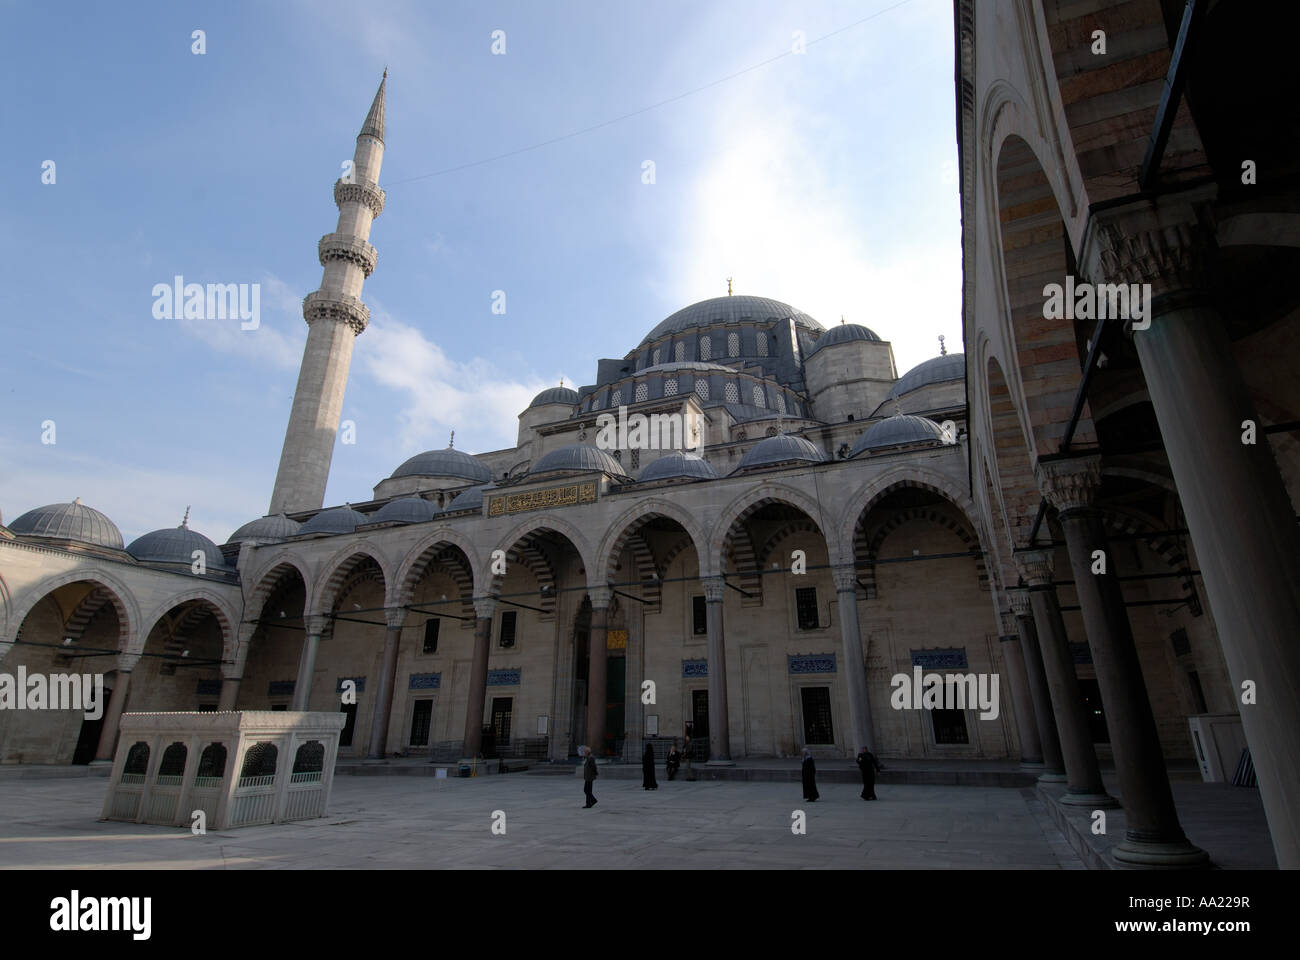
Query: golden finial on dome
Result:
<box><xmin>449</xmin><ymin>430</ymin><xmax>455</xmax><ymax>449</ymax></box>
<box><xmin>938</xmin><ymin>334</ymin><xmax>947</xmax><ymax>356</ymax></box>
<box><xmin>726</xmin><ymin>277</ymin><xmax>733</xmax><ymax>296</ymax></box>
<box><xmin>180</xmin><ymin>506</ymin><xmax>190</xmax><ymax>529</ymax></box>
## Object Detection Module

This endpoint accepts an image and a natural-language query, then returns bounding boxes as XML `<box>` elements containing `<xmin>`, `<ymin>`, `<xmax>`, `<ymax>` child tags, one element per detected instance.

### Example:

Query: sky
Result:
<box><xmin>0</xmin><ymin>0</ymin><xmax>961</xmax><ymax>545</ymax></box>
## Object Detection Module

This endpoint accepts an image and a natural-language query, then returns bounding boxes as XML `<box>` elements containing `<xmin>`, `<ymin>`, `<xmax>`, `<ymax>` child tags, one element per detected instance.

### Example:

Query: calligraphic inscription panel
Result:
<box><xmin>487</xmin><ymin>482</ymin><xmax>597</xmax><ymax>517</ymax></box>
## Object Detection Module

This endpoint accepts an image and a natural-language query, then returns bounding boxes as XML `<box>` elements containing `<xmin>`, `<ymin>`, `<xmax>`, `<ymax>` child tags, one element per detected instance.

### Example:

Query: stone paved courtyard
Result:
<box><xmin>0</xmin><ymin>771</ymin><xmax>1084</xmax><ymax>870</ymax></box>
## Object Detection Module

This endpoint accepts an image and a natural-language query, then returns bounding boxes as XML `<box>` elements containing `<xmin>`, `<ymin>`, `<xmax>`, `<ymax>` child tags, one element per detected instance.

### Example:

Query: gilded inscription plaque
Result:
<box><xmin>487</xmin><ymin>481</ymin><xmax>597</xmax><ymax>517</ymax></box>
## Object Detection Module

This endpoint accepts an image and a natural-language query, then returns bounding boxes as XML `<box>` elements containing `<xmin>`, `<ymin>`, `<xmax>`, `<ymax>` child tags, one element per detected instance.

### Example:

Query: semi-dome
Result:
<box><xmin>528</xmin><ymin>386</ymin><xmax>579</xmax><ymax>408</ymax></box>
<box><xmin>531</xmin><ymin>444</ymin><xmax>629</xmax><ymax>477</ymax></box>
<box><xmin>369</xmin><ymin>497</ymin><xmax>438</xmax><ymax>525</ymax></box>
<box><xmin>886</xmin><ymin>353</ymin><xmax>966</xmax><ymax>398</ymax></box>
<box><xmin>9</xmin><ymin>499</ymin><xmax>124</xmax><ymax>549</ymax></box>
<box><xmin>443</xmin><ymin>482</ymin><xmax>494</xmax><ymax>512</ymax></box>
<box><xmin>298</xmin><ymin>505</ymin><xmax>368</xmax><ymax>536</ymax></box>
<box><xmin>737</xmin><ymin>434</ymin><xmax>827</xmax><ymax>470</ymax></box>
<box><xmin>639</xmin><ymin>451</ymin><xmax>718</xmax><ymax>483</ymax></box>
<box><xmin>850</xmin><ymin>415</ymin><xmax>946</xmax><ymax>456</ymax></box>
<box><xmin>227</xmin><ymin>514</ymin><xmax>301</xmax><ymax>543</ymax></box>
<box><xmin>127</xmin><ymin>524</ymin><xmax>227</xmax><ymax>570</ymax></box>
<box><xmin>641</xmin><ymin>295</ymin><xmax>824</xmax><ymax>346</ymax></box>
<box><xmin>805</xmin><ymin>322</ymin><xmax>882</xmax><ymax>358</ymax></box>
<box><xmin>390</xmin><ymin>447</ymin><xmax>492</xmax><ymax>483</ymax></box>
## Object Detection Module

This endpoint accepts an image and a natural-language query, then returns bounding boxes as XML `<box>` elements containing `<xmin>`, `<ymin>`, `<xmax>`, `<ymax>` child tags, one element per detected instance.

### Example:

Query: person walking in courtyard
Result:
<box><xmin>665</xmin><ymin>743</ymin><xmax>681</xmax><ymax>781</ymax></box>
<box><xmin>682</xmin><ymin>735</ymin><xmax>696</xmax><ymax>781</ymax></box>
<box><xmin>582</xmin><ymin>745</ymin><xmax>598</xmax><ymax>808</ymax></box>
<box><xmin>857</xmin><ymin>747</ymin><xmax>883</xmax><ymax>800</ymax></box>
<box><xmin>801</xmin><ymin>747</ymin><xmax>819</xmax><ymax>802</ymax></box>
<box><xmin>642</xmin><ymin>741</ymin><xmax>659</xmax><ymax>790</ymax></box>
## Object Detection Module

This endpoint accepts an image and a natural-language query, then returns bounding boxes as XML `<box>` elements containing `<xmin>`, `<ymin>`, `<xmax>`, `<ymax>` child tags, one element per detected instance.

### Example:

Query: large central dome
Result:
<box><xmin>640</xmin><ymin>295</ymin><xmax>823</xmax><ymax>346</ymax></box>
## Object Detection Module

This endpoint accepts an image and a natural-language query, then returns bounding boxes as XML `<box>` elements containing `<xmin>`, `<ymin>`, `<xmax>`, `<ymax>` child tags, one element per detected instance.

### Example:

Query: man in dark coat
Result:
<box><xmin>801</xmin><ymin>747</ymin><xmax>819</xmax><ymax>802</ymax></box>
<box><xmin>642</xmin><ymin>742</ymin><xmax>658</xmax><ymax>790</ymax></box>
<box><xmin>665</xmin><ymin>744</ymin><xmax>681</xmax><ymax>781</ymax></box>
<box><xmin>582</xmin><ymin>745</ymin><xmax>598</xmax><ymax>808</ymax></box>
<box><xmin>856</xmin><ymin>747</ymin><xmax>883</xmax><ymax>800</ymax></box>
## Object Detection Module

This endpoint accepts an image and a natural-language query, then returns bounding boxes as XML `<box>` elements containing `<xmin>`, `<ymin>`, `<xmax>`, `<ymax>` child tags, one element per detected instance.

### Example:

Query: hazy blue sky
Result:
<box><xmin>1</xmin><ymin>0</ymin><xmax>960</xmax><ymax>544</ymax></box>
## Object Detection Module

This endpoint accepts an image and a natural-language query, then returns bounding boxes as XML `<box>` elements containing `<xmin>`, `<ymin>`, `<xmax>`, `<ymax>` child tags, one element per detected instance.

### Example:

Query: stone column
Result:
<box><xmin>1008</xmin><ymin>589</ymin><xmax>1066</xmax><ymax>782</ymax></box>
<box><xmin>0</xmin><ymin>640</ymin><xmax>13</xmax><ymax>665</ymax></box>
<box><xmin>291</xmin><ymin>615</ymin><xmax>328</xmax><ymax>711</ymax></box>
<box><xmin>585</xmin><ymin>586</ymin><xmax>612</xmax><ymax>758</ymax></box>
<box><xmin>462</xmin><ymin>597</ymin><xmax>496</xmax><ymax>757</ymax></box>
<box><xmin>218</xmin><ymin>628</ymin><xmax>253</xmax><ymax>712</ymax></box>
<box><xmin>997</xmin><ymin>610</ymin><xmax>1042</xmax><ymax>767</ymax></box>
<box><xmin>93</xmin><ymin>652</ymin><xmax>140</xmax><ymax>763</ymax></box>
<box><xmin>833</xmin><ymin>564</ymin><xmax>875</xmax><ymax>753</ymax></box>
<box><xmin>1089</xmin><ymin>208</ymin><xmax>1300</xmax><ymax>869</ymax></box>
<box><xmin>1014</xmin><ymin>550</ymin><xmax>1115</xmax><ymax>807</ymax></box>
<box><xmin>701</xmin><ymin>576</ymin><xmax>731</xmax><ymax>762</ymax></box>
<box><xmin>1039</xmin><ymin>455</ymin><xmax>1207</xmax><ymax>866</ymax></box>
<box><xmin>366</xmin><ymin>607</ymin><xmax>407</xmax><ymax>760</ymax></box>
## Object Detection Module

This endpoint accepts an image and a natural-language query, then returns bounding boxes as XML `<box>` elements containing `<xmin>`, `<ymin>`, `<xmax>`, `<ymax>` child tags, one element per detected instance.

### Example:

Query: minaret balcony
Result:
<box><xmin>318</xmin><ymin>233</ymin><xmax>378</xmax><ymax>277</ymax></box>
<box><xmin>302</xmin><ymin>291</ymin><xmax>370</xmax><ymax>335</ymax></box>
<box><xmin>333</xmin><ymin>178</ymin><xmax>386</xmax><ymax>218</ymax></box>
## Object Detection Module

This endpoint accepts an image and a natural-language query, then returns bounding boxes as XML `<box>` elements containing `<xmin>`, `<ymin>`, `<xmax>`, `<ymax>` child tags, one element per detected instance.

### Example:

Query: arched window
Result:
<box><xmin>592</xmin><ymin>392</ymin><xmax>604</xmax><ymax>410</ymax></box>
<box><xmin>634</xmin><ymin>383</ymin><xmax>648</xmax><ymax>403</ymax></box>
<box><xmin>292</xmin><ymin>741</ymin><xmax>325</xmax><ymax>782</ymax></box>
<box><xmin>611</xmin><ymin>389</ymin><xmax>622</xmax><ymax>407</ymax></box>
<box><xmin>776</xmin><ymin>394</ymin><xmax>787</xmax><ymax>415</ymax></box>
<box><xmin>675</xmin><ymin>341</ymin><xmax>686</xmax><ymax>363</ymax></box>
<box><xmin>239</xmin><ymin>742</ymin><xmax>278</xmax><ymax>785</ymax></box>
<box><xmin>197</xmin><ymin>743</ymin><xmax>227</xmax><ymax>783</ymax></box>
<box><xmin>727</xmin><ymin>333</ymin><xmax>740</xmax><ymax>357</ymax></box>
<box><xmin>695</xmin><ymin>380</ymin><xmax>710</xmax><ymax>401</ymax></box>
<box><xmin>756</xmin><ymin>334</ymin><xmax>768</xmax><ymax>358</ymax></box>
<box><xmin>631</xmin><ymin>449</ymin><xmax>640</xmax><ymax>470</ymax></box>
<box><xmin>653</xmin><ymin>348</ymin><xmax>661</xmax><ymax>365</ymax></box>
<box><xmin>700</xmin><ymin>336</ymin><xmax>711</xmax><ymax>361</ymax></box>
<box><xmin>765</xmin><ymin>427</ymin><xmax>778</xmax><ymax>438</ymax></box>
<box><xmin>753</xmin><ymin>386</ymin><xmax>766</xmax><ymax>408</ymax></box>
<box><xmin>157</xmin><ymin>742</ymin><xmax>187</xmax><ymax>781</ymax></box>
<box><xmin>724</xmin><ymin>381</ymin><xmax>739</xmax><ymax>404</ymax></box>
<box><xmin>122</xmin><ymin>742</ymin><xmax>150</xmax><ymax>782</ymax></box>
<box><xmin>664</xmin><ymin>378</ymin><xmax>678</xmax><ymax>396</ymax></box>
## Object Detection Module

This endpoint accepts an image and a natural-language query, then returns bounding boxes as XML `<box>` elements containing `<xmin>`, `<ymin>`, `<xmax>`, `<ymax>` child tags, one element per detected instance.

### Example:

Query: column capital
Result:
<box><xmin>1000</xmin><ymin>610</ymin><xmax>1018</xmax><ymax>635</ymax></box>
<box><xmin>587</xmin><ymin>585</ymin><xmax>613</xmax><ymax>610</ymax></box>
<box><xmin>473</xmin><ymin>596</ymin><xmax>498</xmax><ymax>620</ymax></box>
<box><xmin>304</xmin><ymin>613</ymin><xmax>331</xmax><ymax>636</ymax></box>
<box><xmin>1078</xmin><ymin>184</ymin><xmax>1218</xmax><ymax>303</ymax></box>
<box><xmin>1007</xmin><ymin>587</ymin><xmax>1034</xmax><ymax>618</ymax></box>
<box><xmin>700</xmin><ymin>576</ymin><xmax>726</xmax><ymax>604</ymax></box>
<box><xmin>831</xmin><ymin>564</ymin><xmax>860</xmax><ymax>593</ymax></box>
<box><xmin>384</xmin><ymin>606</ymin><xmax>406</xmax><ymax>629</ymax></box>
<box><xmin>116</xmin><ymin>652</ymin><xmax>142</xmax><ymax>673</ymax></box>
<box><xmin>1036</xmin><ymin>455</ymin><xmax>1102</xmax><ymax>515</ymax></box>
<box><xmin>1013</xmin><ymin>549</ymin><xmax>1055</xmax><ymax>588</ymax></box>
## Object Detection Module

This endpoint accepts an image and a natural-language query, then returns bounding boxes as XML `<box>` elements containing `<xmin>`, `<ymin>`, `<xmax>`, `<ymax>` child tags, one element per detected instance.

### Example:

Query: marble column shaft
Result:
<box><xmin>1009</xmin><ymin>588</ymin><xmax>1066</xmax><ymax>780</ymax></box>
<box><xmin>833</xmin><ymin>565</ymin><xmax>875</xmax><ymax>753</ymax></box>
<box><xmin>702</xmin><ymin>576</ymin><xmax>730</xmax><ymax>761</ymax></box>
<box><xmin>585</xmin><ymin>587</ymin><xmax>611</xmax><ymax>757</ymax></box>
<box><xmin>367</xmin><ymin>608</ymin><xmax>406</xmax><ymax>759</ymax></box>
<box><xmin>998</xmin><ymin>609</ymin><xmax>1042</xmax><ymax>765</ymax></box>
<box><xmin>94</xmin><ymin>653</ymin><xmax>140</xmax><ymax>762</ymax></box>
<box><xmin>463</xmin><ymin>598</ymin><xmax>496</xmax><ymax>757</ymax></box>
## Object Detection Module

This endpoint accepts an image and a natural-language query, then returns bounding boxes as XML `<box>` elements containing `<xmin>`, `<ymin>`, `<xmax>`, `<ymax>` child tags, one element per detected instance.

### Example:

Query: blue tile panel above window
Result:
<box><xmin>336</xmin><ymin>676</ymin><xmax>366</xmax><ymax>693</ymax></box>
<box><xmin>682</xmin><ymin>659</ymin><xmax>708</xmax><ymax>678</ymax></box>
<box><xmin>788</xmin><ymin>653</ymin><xmax>836</xmax><ymax>674</ymax></box>
<box><xmin>409</xmin><ymin>672</ymin><xmax>441</xmax><ymax>690</ymax></box>
<box><xmin>910</xmin><ymin>648</ymin><xmax>968</xmax><ymax>670</ymax></box>
<box><xmin>487</xmin><ymin>669</ymin><xmax>521</xmax><ymax>686</ymax></box>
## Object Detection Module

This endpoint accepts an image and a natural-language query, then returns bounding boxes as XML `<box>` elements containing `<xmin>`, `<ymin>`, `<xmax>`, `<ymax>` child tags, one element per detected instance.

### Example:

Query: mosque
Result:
<box><xmin>2</xmin><ymin>0</ymin><xmax>1299</xmax><ymax>871</ymax></box>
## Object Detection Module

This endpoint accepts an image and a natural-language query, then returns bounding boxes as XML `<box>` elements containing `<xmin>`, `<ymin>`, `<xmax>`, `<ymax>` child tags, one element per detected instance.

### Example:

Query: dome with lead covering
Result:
<box><xmin>529</xmin><ymin>386</ymin><xmax>580</xmax><ymax>408</ymax></box>
<box><xmin>443</xmin><ymin>483</ymin><xmax>494</xmax><ymax>512</ymax></box>
<box><xmin>390</xmin><ymin>448</ymin><xmax>492</xmax><ymax>483</ymax></box>
<box><xmin>227</xmin><ymin>514</ymin><xmax>300</xmax><ymax>543</ymax></box>
<box><xmin>128</xmin><ymin>523</ymin><xmax>227</xmax><ymax>571</ymax></box>
<box><xmin>736</xmin><ymin>434</ymin><xmax>827</xmax><ymax>470</ymax></box>
<box><xmin>298</xmin><ymin>506</ymin><xmax>368</xmax><ymax>536</ymax></box>
<box><xmin>370</xmin><ymin>497</ymin><xmax>438</xmax><ymax>525</ymax></box>
<box><xmin>641</xmin><ymin>295</ymin><xmax>823</xmax><ymax>346</ymax></box>
<box><xmin>639</xmin><ymin>451</ymin><xmax>718</xmax><ymax>483</ymax></box>
<box><xmin>850</xmin><ymin>415</ymin><xmax>945</xmax><ymax>456</ymax></box>
<box><xmin>805</xmin><ymin>322</ymin><xmax>882</xmax><ymax>358</ymax></box>
<box><xmin>9</xmin><ymin>499</ymin><xmax>124</xmax><ymax>549</ymax></box>
<box><xmin>530</xmin><ymin>444</ymin><xmax>629</xmax><ymax>478</ymax></box>
<box><xmin>886</xmin><ymin>353</ymin><xmax>966</xmax><ymax>398</ymax></box>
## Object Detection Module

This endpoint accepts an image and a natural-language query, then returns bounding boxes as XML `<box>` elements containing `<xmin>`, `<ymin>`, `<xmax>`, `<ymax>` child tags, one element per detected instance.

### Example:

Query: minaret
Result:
<box><xmin>269</xmin><ymin>72</ymin><xmax>387</xmax><ymax>515</ymax></box>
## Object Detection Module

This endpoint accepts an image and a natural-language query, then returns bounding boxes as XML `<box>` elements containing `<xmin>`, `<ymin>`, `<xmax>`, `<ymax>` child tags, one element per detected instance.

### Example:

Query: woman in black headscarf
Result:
<box><xmin>801</xmin><ymin>747</ymin><xmax>819</xmax><ymax>802</ymax></box>
<box><xmin>857</xmin><ymin>747</ymin><xmax>883</xmax><ymax>800</ymax></box>
<box><xmin>642</xmin><ymin>741</ymin><xmax>659</xmax><ymax>790</ymax></box>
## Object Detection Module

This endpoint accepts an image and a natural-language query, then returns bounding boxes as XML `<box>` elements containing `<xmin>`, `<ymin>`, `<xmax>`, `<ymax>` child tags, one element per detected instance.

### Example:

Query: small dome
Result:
<box><xmin>298</xmin><ymin>505</ymin><xmax>368</xmax><ymax>536</ymax></box>
<box><xmin>370</xmin><ymin>497</ymin><xmax>438</xmax><ymax>525</ymax></box>
<box><xmin>805</xmin><ymin>323</ymin><xmax>882</xmax><ymax>358</ymax></box>
<box><xmin>887</xmin><ymin>353</ymin><xmax>965</xmax><ymax>399</ymax></box>
<box><xmin>128</xmin><ymin>524</ymin><xmax>227</xmax><ymax>570</ymax></box>
<box><xmin>850</xmin><ymin>415</ymin><xmax>945</xmax><ymax>456</ymax></box>
<box><xmin>639</xmin><ymin>451</ymin><xmax>718</xmax><ymax>483</ymax></box>
<box><xmin>529</xmin><ymin>386</ymin><xmax>579</xmax><ymax>408</ymax></box>
<box><xmin>737</xmin><ymin>434</ymin><xmax>827</xmax><ymax>470</ymax></box>
<box><xmin>227</xmin><ymin>514</ymin><xmax>300</xmax><ymax>543</ymax></box>
<box><xmin>531</xmin><ymin>444</ymin><xmax>629</xmax><ymax>477</ymax></box>
<box><xmin>641</xmin><ymin>295</ymin><xmax>824</xmax><ymax>346</ymax></box>
<box><xmin>390</xmin><ymin>447</ymin><xmax>492</xmax><ymax>483</ymax></box>
<box><xmin>443</xmin><ymin>483</ymin><xmax>494</xmax><ymax>512</ymax></box>
<box><xmin>9</xmin><ymin>499</ymin><xmax>124</xmax><ymax>549</ymax></box>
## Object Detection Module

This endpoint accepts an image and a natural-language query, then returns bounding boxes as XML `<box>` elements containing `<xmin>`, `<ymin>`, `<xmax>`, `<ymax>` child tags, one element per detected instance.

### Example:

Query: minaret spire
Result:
<box><xmin>269</xmin><ymin>72</ymin><xmax>388</xmax><ymax>515</ymax></box>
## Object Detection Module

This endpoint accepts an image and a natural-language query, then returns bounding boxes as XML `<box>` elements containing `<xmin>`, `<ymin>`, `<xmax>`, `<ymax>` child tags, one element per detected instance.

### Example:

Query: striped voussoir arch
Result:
<box><xmin>759</xmin><ymin>520</ymin><xmax>823</xmax><ymax>570</ymax></box>
<box><xmin>62</xmin><ymin>586</ymin><xmax>121</xmax><ymax>646</ymax></box>
<box><xmin>1099</xmin><ymin>509</ymin><xmax>1200</xmax><ymax>614</ymax></box>
<box><xmin>508</xmin><ymin>539</ymin><xmax>557</xmax><ymax>619</ymax></box>
<box><xmin>657</xmin><ymin>534</ymin><xmax>698</xmax><ymax>574</ymax></box>
<box><xmin>159</xmin><ymin>600</ymin><xmax>219</xmax><ymax>659</ymax></box>
<box><xmin>723</xmin><ymin>530</ymin><xmax>764</xmax><ymax>605</ymax></box>
<box><xmin>620</xmin><ymin>531</ymin><xmax>661</xmax><ymax>610</ymax></box>
<box><xmin>856</xmin><ymin>507</ymin><xmax>989</xmax><ymax>598</ymax></box>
